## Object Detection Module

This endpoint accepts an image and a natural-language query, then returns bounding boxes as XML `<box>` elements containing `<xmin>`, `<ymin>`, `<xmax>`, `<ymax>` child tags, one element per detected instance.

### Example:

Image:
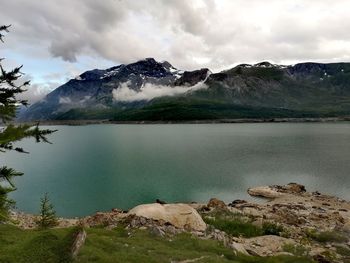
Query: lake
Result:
<box><xmin>3</xmin><ymin>123</ymin><xmax>350</xmax><ymax>217</ymax></box>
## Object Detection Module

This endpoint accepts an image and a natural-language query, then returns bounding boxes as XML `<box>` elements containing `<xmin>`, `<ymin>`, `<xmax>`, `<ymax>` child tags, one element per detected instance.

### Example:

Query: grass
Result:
<box><xmin>204</xmin><ymin>217</ymin><xmax>263</xmax><ymax>238</ymax></box>
<box><xmin>0</xmin><ymin>224</ymin><xmax>314</xmax><ymax>263</ymax></box>
<box><xmin>202</xmin><ymin>210</ymin><xmax>285</xmax><ymax>238</ymax></box>
<box><xmin>0</xmin><ymin>224</ymin><xmax>78</xmax><ymax>263</ymax></box>
<box><xmin>77</xmin><ymin>226</ymin><xmax>313</xmax><ymax>263</ymax></box>
<box><xmin>335</xmin><ymin>245</ymin><xmax>350</xmax><ymax>257</ymax></box>
<box><xmin>282</xmin><ymin>243</ymin><xmax>310</xmax><ymax>257</ymax></box>
<box><xmin>306</xmin><ymin>229</ymin><xmax>348</xmax><ymax>243</ymax></box>
<box><xmin>77</xmin><ymin>226</ymin><xmax>237</xmax><ymax>262</ymax></box>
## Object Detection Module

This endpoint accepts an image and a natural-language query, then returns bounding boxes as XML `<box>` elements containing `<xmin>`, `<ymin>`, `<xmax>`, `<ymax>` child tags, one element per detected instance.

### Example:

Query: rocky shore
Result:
<box><xmin>9</xmin><ymin>183</ymin><xmax>350</xmax><ymax>262</ymax></box>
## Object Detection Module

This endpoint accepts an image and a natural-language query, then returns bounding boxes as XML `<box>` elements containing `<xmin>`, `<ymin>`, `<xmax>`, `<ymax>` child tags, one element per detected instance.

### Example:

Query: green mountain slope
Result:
<box><xmin>22</xmin><ymin>61</ymin><xmax>350</xmax><ymax>121</ymax></box>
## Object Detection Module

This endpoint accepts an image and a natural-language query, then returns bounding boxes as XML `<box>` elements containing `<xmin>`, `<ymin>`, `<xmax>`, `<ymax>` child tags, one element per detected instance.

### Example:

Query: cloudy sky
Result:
<box><xmin>1</xmin><ymin>0</ymin><xmax>350</xmax><ymax>102</ymax></box>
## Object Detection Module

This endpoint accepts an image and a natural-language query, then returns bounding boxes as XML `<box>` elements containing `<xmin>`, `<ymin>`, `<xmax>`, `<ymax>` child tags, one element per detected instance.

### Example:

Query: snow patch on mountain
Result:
<box><xmin>112</xmin><ymin>81</ymin><xmax>207</xmax><ymax>102</ymax></box>
<box><xmin>101</xmin><ymin>68</ymin><xmax>122</xmax><ymax>79</ymax></box>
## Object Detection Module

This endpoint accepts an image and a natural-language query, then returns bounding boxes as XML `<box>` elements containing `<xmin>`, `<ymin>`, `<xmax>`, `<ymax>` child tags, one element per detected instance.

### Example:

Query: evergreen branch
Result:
<box><xmin>0</xmin><ymin>166</ymin><xmax>23</xmax><ymax>189</ymax></box>
<box><xmin>0</xmin><ymin>124</ymin><xmax>57</xmax><ymax>153</ymax></box>
<box><xmin>0</xmin><ymin>25</ymin><xmax>11</xmax><ymax>43</ymax></box>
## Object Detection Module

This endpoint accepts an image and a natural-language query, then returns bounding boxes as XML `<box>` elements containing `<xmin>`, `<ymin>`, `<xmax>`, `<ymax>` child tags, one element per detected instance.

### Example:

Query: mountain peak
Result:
<box><xmin>74</xmin><ymin>58</ymin><xmax>179</xmax><ymax>82</ymax></box>
<box><xmin>131</xmin><ymin>57</ymin><xmax>167</xmax><ymax>67</ymax></box>
<box><xmin>254</xmin><ymin>61</ymin><xmax>275</xmax><ymax>68</ymax></box>
<box><xmin>122</xmin><ymin>58</ymin><xmax>176</xmax><ymax>77</ymax></box>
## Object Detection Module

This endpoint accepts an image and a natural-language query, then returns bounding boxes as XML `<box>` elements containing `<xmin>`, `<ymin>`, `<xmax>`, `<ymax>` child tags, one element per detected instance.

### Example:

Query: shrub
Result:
<box><xmin>262</xmin><ymin>222</ymin><xmax>284</xmax><ymax>236</ymax></box>
<box><xmin>36</xmin><ymin>193</ymin><xmax>58</xmax><ymax>229</ymax></box>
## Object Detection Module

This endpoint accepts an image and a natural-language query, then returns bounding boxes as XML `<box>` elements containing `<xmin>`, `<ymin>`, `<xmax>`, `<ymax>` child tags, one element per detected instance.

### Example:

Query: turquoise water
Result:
<box><xmin>2</xmin><ymin>123</ymin><xmax>350</xmax><ymax>217</ymax></box>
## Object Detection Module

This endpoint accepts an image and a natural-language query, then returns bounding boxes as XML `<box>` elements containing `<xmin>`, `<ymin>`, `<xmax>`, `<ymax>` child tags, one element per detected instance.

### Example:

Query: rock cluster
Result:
<box><xmin>227</xmin><ymin>183</ymin><xmax>350</xmax><ymax>262</ymax></box>
<box><xmin>80</xmin><ymin>209</ymin><xmax>123</xmax><ymax>228</ymax></box>
<box><xmin>207</xmin><ymin>198</ymin><xmax>227</xmax><ymax>210</ymax></box>
<box><xmin>9</xmin><ymin>210</ymin><xmax>79</xmax><ymax>229</ymax></box>
<box><xmin>124</xmin><ymin>214</ymin><xmax>183</xmax><ymax>237</ymax></box>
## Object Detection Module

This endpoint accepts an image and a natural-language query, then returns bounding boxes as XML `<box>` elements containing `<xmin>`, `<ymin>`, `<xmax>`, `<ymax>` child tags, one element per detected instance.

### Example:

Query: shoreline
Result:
<box><xmin>8</xmin><ymin>183</ymin><xmax>350</xmax><ymax>261</ymax></box>
<box><xmin>10</xmin><ymin>183</ymin><xmax>350</xmax><ymax>228</ymax></box>
<box><xmin>14</xmin><ymin>116</ymin><xmax>350</xmax><ymax>126</ymax></box>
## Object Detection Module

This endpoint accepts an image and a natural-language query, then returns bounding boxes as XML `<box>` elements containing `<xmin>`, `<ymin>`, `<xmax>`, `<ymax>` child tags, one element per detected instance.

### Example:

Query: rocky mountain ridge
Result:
<box><xmin>19</xmin><ymin>59</ymin><xmax>350</xmax><ymax>121</ymax></box>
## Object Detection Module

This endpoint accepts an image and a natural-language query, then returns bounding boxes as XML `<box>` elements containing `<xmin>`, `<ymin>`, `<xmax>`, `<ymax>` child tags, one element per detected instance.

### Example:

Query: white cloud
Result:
<box><xmin>112</xmin><ymin>81</ymin><xmax>207</xmax><ymax>102</ymax></box>
<box><xmin>59</xmin><ymin>96</ymin><xmax>72</xmax><ymax>104</ymax></box>
<box><xmin>17</xmin><ymin>84</ymin><xmax>52</xmax><ymax>103</ymax></box>
<box><xmin>2</xmin><ymin>0</ymin><xmax>350</xmax><ymax>73</ymax></box>
<box><xmin>14</xmin><ymin>75</ymin><xmax>56</xmax><ymax>104</ymax></box>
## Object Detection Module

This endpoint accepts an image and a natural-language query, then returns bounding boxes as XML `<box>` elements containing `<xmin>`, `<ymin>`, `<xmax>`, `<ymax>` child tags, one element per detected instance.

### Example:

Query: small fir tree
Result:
<box><xmin>0</xmin><ymin>25</ymin><xmax>55</xmax><ymax>221</ymax></box>
<box><xmin>36</xmin><ymin>193</ymin><xmax>58</xmax><ymax>228</ymax></box>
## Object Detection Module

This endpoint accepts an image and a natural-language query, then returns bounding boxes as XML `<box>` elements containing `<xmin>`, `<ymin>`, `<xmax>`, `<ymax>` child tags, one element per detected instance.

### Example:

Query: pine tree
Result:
<box><xmin>36</xmin><ymin>193</ymin><xmax>58</xmax><ymax>228</ymax></box>
<box><xmin>0</xmin><ymin>25</ymin><xmax>55</xmax><ymax>221</ymax></box>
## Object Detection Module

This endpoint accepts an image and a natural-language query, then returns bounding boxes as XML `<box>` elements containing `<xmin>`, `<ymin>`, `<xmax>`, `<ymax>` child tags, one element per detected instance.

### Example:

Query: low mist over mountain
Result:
<box><xmin>19</xmin><ymin>59</ymin><xmax>350</xmax><ymax>121</ymax></box>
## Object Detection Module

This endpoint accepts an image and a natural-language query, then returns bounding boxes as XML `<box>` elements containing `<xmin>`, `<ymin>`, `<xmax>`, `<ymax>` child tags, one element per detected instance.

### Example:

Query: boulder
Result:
<box><xmin>341</xmin><ymin>221</ymin><xmax>350</xmax><ymax>233</ymax></box>
<box><xmin>247</xmin><ymin>186</ymin><xmax>284</xmax><ymax>199</ymax></box>
<box><xmin>243</xmin><ymin>235</ymin><xmax>295</xmax><ymax>257</ymax></box>
<box><xmin>228</xmin><ymin>199</ymin><xmax>247</xmax><ymax>207</ymax></box>
<box><xmin>248</xmin><ymin>183</ymin><xmax>307</xmax><ymax>199</ymax></box>
<box><xmin>207</xmin><ymin>198</ymin><xmax>227</xmax><ymax>209</ymax></box>
<box><xmin>128</xmin><ymin>203</ymin><xmax>206</xmax><ymax>231</ymax></box>
<box><xmin>283</xmin><ymin>183</ymin><xmax>306</xmax><ymax>194</ymax></box>
<box><xmin>149</xmin><ymin>225</ymin><xmax>165</xmax><ymax>237</ymax></box>
<box><xmin>229</xmin><ymin>242</ymin><xmax>249</xmax><ymax>255</ymax></box>
<box><xmin>81</xmin><ymin>211</ymin><xmax>120</xmax><ymax>227</ymax></box>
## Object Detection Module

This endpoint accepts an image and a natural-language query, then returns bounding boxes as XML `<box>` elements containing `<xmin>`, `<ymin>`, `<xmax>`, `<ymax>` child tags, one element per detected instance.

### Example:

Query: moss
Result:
<box><xmin>306</xmin><ymin>229</ymin><xmax>348</xmax><ymax>243</ymax></box>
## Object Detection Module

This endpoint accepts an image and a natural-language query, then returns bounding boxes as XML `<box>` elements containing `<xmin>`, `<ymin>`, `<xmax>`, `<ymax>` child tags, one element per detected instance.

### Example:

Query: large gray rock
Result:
<box><xmin>229</xmin><ymin>242</ymin><xmax>249</xmax><ymax>255</ymax></box>
<box><xmin>247</xmin><ymin>183</ymin><xmax>307</xmax><ymax>199</ymax></box>
<box><xmin>243</xmin><ymin>235</ymin><xmax>295</xmax><ymax>257</ymax></box>
<box><xmin>128</xmin><ymin>203</ymin><xmax>206</xmax><ymax>231</ymax></box>
<box><xmin>247</xmin><ymin>186</ymin><xmax>285</xmax><ymax>199</ymax></box>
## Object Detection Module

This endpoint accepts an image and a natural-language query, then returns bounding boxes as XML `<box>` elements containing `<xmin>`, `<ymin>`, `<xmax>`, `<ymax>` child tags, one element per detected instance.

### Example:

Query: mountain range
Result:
<box><xmin>19</xmin><ymin>58</ymin><xmax>350</xmax><ymax>121</ymax></box>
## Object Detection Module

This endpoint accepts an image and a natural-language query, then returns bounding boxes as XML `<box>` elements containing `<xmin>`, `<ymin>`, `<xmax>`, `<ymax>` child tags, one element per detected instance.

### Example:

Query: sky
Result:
<box><xmin>2</xmin><ymin>0</ymin><xmax>350</xmax><ymax>102</ymax></box>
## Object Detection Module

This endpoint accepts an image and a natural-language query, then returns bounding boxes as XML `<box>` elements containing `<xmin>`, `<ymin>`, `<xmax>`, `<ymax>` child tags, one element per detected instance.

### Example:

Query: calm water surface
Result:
<box><xmin>3</xmin><ymin>123</ymin><xmax>350</xmax><ymax>217</ymax></box>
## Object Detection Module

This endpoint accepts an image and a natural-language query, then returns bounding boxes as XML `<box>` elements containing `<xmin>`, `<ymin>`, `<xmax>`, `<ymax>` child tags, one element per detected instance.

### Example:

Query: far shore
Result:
<box><xmin>13</xmin><ymin>116</ymin><xmax>350</xmax><ymax>126</ymax></box>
